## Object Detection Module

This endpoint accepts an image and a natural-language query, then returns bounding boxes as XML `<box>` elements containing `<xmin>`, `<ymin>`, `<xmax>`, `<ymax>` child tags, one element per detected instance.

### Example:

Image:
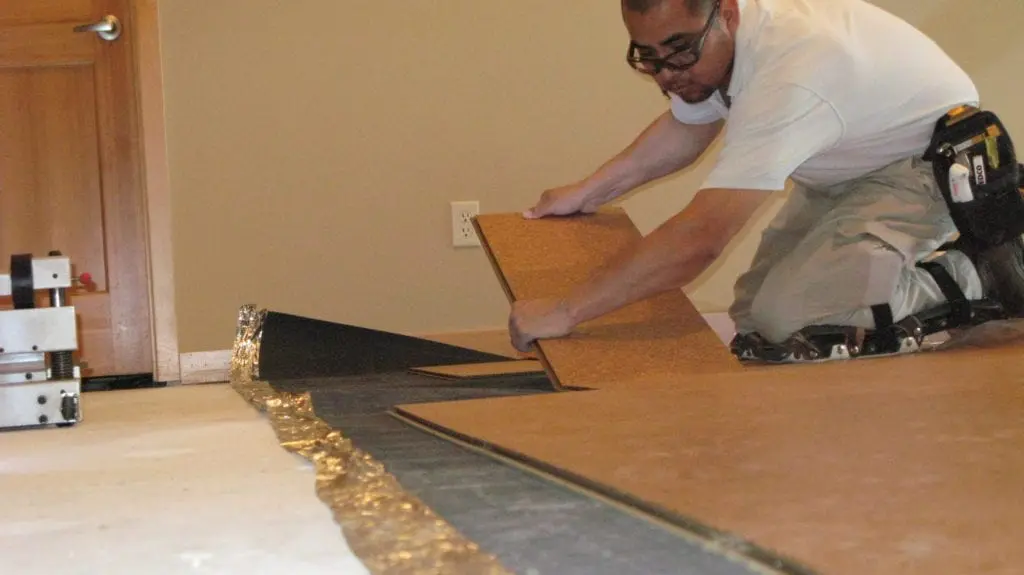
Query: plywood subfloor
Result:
<box><xmin>394</xmin><ymin>342</ymin><xmax>1024</xmax><ymax>575</ymax></box>
<box><xmin>473</xmin><ymin>209</ymin><xmax>741</xmax><ymax>390</ymax></box>
<box><xmin>0</xmin><ymin>384</ymin><xmax>369</xmax><ymax>575</ymax></box>
<box><xmin>409</xmin><ymin>360</ymin><xmax>545</xmax><ymax>380</ymax></box>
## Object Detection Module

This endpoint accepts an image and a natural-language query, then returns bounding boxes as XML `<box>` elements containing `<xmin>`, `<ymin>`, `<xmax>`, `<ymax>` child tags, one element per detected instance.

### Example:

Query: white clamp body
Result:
<box><xmin>0</xmin><ymin>256</ymin><xmax>74</xmax><ymax>295</ymax></box>
<box><xmin>0</xmin><ymin>253</ymin><xmax>82</xmax><ymax>430</ymax></box>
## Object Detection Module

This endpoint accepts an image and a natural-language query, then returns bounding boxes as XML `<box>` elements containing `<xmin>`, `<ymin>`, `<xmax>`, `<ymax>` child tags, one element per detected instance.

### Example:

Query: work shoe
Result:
<box><xmin>967</xmin><ymin>234</ymin><xmax>1024</xmax><ymax>317</ymax></box>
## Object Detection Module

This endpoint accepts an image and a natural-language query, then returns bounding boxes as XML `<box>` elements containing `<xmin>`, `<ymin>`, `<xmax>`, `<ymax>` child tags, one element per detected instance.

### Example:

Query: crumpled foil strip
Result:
<box><xmin>229</xmin><ymin>304</ymin><xmax>511</xmax><ymax>575</ymax></box>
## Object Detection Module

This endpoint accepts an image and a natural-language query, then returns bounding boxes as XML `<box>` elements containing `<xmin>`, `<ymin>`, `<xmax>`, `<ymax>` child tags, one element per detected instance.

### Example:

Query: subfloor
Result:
<box><xmin>0</xmin><ymin>384</ymin><xmax>369</xmax><ymax>575</ymax></box>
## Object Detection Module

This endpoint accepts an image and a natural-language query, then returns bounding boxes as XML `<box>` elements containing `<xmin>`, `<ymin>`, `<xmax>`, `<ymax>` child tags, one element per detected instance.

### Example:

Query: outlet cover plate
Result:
<box><xmin>451</xmin><ymin>201</ymin><xmax>481</xmax><ymax>247</ymax></box>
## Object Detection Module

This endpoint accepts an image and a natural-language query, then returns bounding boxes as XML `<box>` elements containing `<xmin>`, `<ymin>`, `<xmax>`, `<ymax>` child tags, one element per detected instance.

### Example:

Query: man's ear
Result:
<box><xmin>719</xmin><ymin>0</ymin><xmax>741</xmax><ymax>32</ymax></box>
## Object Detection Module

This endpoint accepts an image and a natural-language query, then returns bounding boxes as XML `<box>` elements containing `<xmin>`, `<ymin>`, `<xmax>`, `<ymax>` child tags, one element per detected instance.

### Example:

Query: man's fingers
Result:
<box><xmin>515</xmin><ymin>335</ymin><xmax>534</xmax><ymax>353</ymax></box>
<box><xmin>508</xmin><ymin>311</ymin><xmax>525</xmax><ymax>352</ymax></box>
<box><xmin>524</xmin><ymin>190</ymin><xmax>558</xmax><ymax>219</ymax></box>
<box><xmin>508</xmin><ymin>313</ymin><xmax>533</xmax><ymax>353</ymax></box>
<box><xmin>513</xmin><ymin>338</ymin><xmax>528</xmax><ymax>353</ymax></box>
<box><xmin>510</xmin><ymin>330</ymin><xmax>527</xmax><ymax>353</ymax></box>
<box><xmin>523</xmin><ymin>201</ymin><xmax>549</xmax><ymax>219</ymax></box>
<box><xmin>514</xmin><ymin>320</ymin><xmax>537</xmax><ymax>353</ymax></box>
<box><xmin>511</xmin><ymin>323</ymin><xmax>531</xmax><ymax>353</ymax></box>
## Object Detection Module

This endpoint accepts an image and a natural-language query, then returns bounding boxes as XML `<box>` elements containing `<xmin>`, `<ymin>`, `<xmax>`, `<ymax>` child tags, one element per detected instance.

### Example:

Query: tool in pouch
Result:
<box><xmin>923</xmin><ymin>105</ymin><xmax>1024</xmax><ymax>251</ymax></box>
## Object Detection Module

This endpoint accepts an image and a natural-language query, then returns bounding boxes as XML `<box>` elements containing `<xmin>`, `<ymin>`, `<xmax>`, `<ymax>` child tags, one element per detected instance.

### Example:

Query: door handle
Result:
<box><xmin>73</xmin><ymin>15</ymin><xmax>121</xmax><ymax>41</ymax></box>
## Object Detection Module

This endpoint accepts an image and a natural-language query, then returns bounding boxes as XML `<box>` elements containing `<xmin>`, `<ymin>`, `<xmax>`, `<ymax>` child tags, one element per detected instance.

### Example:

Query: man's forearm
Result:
<box><xmin>563</xmin><ymin>188</ymin><xmax>768</xmax><ymax>326</ymax></box>
<box><xmin>581</xmin><ymin>112</ymin><xmax>723</xmax><ymax>204</ymax></box>
<box><xmin>563</xmin><ymin>211</ymin><xmax>718</xmax><ymax>325</ymax></box>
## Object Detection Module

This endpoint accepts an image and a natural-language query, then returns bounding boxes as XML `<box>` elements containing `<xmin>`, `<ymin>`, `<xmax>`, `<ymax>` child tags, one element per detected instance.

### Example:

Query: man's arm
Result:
<box><xmin>526</xmin><ymin>112</ymin><xmax>723</xmax><ymax>217</ymax></box>
<box><xmin>584</xmin><ymin>111</ymin><xmax>724</xmax><ymax>203</ymax></box>
<box><xmin>562</xmin><ymin>188</ymin><xmax>767</xmax><ymax>326</ymax></box>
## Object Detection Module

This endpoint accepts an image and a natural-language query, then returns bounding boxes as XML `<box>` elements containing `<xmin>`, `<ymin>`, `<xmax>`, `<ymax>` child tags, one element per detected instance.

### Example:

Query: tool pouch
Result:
<box><xmin>923</xmin><ymin>105</ymin><xmax>1024</xmax><ymax>251</ymax></box>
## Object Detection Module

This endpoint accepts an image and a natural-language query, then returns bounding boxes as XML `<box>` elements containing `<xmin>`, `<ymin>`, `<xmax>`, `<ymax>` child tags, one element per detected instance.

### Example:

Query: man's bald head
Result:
<box><xmin>623</xmin><ymin>0</ymin><xmax>716</xmax><ymax>17</ymax></box>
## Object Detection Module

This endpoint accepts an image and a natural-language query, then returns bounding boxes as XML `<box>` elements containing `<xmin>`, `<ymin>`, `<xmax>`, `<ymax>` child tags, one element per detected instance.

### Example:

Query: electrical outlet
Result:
<box><xmin>451</xmin><ymin>200</ymin><xmax>480</xmax><ymax>247</ymax></box>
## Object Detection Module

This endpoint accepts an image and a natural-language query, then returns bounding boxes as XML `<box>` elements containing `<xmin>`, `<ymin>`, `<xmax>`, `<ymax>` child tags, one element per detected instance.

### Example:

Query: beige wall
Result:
<box><xmin>159</xmin><ymin>0</ymin><xmax>1024</xmax><ymax>353</ymax></box>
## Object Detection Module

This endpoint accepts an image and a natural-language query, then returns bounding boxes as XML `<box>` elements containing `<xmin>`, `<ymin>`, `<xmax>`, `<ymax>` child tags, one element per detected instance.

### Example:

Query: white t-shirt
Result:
<box><xmin>671</xmin><ymin>0</ymin><xmax>979</xmax><ymax>191</ymax></box>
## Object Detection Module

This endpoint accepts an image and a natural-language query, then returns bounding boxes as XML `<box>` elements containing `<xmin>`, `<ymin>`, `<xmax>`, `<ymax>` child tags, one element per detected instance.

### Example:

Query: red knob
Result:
<box><xmin>79</xmin><ymin>272</ymin><xmax>92</xmax><ymax>285</ymax></box>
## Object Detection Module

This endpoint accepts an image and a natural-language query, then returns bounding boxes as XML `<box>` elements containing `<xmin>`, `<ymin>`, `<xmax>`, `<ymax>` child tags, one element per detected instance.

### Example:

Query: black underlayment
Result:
<box><xmin>260</xmin><ymin>313</ymin><xmax>756</xmax><ymax>575</ymax></box>
<box><xmin>257</xmin><ymin>311</ymin><xmax>512</xmax><ymax>380</ymax></box>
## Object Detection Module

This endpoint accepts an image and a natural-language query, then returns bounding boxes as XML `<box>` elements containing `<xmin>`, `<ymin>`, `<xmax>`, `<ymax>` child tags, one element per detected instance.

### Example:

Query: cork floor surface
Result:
<box><xmin>395</xmin><ymin>341</ymin><xmax>1024</xmax><ymax>575</ymax></box>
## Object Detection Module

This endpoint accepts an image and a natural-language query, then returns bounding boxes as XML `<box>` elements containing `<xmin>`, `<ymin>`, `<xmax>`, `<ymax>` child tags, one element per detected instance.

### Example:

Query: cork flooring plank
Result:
<box><xmin>472</xmin><ymin>209</ymin><xmax>741</xmax><ymax>390</ymax></box>
<box><xmin>393</xmin><ymin>342</ymin><xmax>1024</xmax><ymax>575</ymax></box>
<box><xmin>409</xmin><ymin>360</ymin><xmax>545</xmax><ymax>380</ymax></box>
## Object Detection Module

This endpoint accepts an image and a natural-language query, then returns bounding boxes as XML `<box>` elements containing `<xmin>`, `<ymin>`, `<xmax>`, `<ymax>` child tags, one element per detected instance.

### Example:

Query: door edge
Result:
<box><xmin>132</xmin><ymin>0</ymin><xmax>181</xmax><ymax>384</ymax></box>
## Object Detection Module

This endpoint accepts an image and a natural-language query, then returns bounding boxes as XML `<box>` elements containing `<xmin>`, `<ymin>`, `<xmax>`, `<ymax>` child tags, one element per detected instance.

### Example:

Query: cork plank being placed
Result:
<box><xmin>472</xmin><ymin>209</ymin><xmax>741</xmax><ymax>390</ymax></box>
<box><xmin>393</xmin><ymin>342</ymin><xmax>1024</xmax><ymax>575</ymax></box>
<box><xmin>409</xmin><ymin>360</ymin><xmax>546</xmax><ymax>380</ymax></box>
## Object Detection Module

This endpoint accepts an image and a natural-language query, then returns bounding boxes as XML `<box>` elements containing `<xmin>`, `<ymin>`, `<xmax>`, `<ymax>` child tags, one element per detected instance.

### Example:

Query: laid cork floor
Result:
<box><xmin>395</xmin><ymin>208</ymin><xmax>1024</xmax><ymax>575</ymax></box>
<box><xmin>395</xmin><ymin>340</ymin><xmax>1024</xmax><ymax>575</ymax></box>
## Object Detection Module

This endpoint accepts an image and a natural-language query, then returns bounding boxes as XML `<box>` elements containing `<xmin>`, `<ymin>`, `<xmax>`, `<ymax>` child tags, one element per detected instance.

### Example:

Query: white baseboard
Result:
<box><xmin>179</xmin><ymin>350</ymin><xmax>232</xmax><ymax>385</ymax></box>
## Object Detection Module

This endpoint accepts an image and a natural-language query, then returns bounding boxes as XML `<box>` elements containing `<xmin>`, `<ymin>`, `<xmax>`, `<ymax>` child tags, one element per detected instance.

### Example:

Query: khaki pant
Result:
<box><xmin>729</xmin><ymin>156</ymin><xmax>983</xmax><ymax>343</ymax></box>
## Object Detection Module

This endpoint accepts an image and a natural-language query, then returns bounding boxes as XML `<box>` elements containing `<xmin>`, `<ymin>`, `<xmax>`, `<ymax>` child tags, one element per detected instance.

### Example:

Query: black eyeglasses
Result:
<box><xmin>626</xmin><ymin>1</ymin><xmax>720</xmax><ymax>75</ymax></box>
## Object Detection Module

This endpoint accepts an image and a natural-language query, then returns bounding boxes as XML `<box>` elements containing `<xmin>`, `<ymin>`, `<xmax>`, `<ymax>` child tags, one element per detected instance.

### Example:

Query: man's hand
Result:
<box><xmin>508</xmin><ymin>298</ymin><xmax>577</xmax><ymax>353</ymax></box>
<box><xmin>523</xmin><ymin>112</ymin><xmax>724</xmax><ymax>220</ymax></box>
<box><xmin>523</xmin><ymin>182</ymin><xmax>605</xmax><ymax>219</ymax></box>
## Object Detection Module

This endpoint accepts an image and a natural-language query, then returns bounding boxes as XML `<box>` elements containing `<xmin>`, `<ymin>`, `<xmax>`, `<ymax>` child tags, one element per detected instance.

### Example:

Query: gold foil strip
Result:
<box><xmin>229</xmin><ymin>304</ymin><xmax>511</xmax><ymax>575</ymax></box>
<box><xmin>233</xmin><ymin>304</ymin><xmax>265</xmax><ymax>380</ymax></box>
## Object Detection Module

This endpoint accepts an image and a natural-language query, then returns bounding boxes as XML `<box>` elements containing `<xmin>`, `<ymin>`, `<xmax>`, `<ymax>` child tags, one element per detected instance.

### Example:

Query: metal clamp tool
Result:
<box><xmin>0</xmin><ymin>252</ymin><xmax>90</xmax><ymax>430</ymax></box>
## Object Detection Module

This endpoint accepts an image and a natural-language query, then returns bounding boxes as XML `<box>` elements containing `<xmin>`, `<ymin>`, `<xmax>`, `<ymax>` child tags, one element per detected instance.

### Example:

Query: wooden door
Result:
<box><xmin>0</xmin><ymin>0</ymin><xmax>153</xmax><ymax>378</ymax></box>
